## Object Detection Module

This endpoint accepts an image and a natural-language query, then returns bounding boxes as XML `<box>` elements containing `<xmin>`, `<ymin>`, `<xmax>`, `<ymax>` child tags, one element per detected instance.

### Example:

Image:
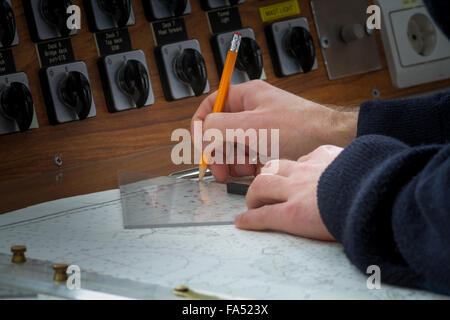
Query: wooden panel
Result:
<box><xmin>1</xmin><ymin>0</ymin><xmax>449</xmax><ymax>213</ymax></box>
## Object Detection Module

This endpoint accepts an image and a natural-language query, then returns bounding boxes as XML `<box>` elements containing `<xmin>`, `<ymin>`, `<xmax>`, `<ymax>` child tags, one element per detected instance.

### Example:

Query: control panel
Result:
<box><xmin>0</xmin><ymin>0</ymin><xmax>449</xmax><ymax>212</ymax></box>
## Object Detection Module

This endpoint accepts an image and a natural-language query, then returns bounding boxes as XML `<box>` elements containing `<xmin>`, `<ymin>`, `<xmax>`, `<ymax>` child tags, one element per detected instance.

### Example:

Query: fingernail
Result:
<box><xmin>235</xmin><ymin>214</ymin><xmax>242</xmax><ymax>225</ymax></box>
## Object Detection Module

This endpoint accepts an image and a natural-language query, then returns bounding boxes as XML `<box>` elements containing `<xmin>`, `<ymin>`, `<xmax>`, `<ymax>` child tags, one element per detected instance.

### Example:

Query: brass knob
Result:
<box><xmin>172</xmin><ymin>285</ymin><xmax>220</xmax><ymax>300</ymax></box>
<box><xmin>53</xmin><ymin>264</ymin><xmax>69</xmax><ymax>282</ymax></box>
<box><xmin>174</xmin><ymin>285</ymin><xmax>189</xmax><ymax>293</ymax></box>
<box><xmin>11</xmin><ymin>246</ymin><xmax>27</xmax><ymax>264</ymax></box>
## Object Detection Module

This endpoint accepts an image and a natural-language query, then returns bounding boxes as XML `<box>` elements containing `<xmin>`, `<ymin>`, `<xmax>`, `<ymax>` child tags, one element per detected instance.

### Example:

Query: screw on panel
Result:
<box><xmin>320</xmin><ymin>37</ymin><xmax>330</xmax><ymax>49</ymax></box>
<box><xmin>54</xmin><ymin>155</ymin><xmax>63</xmax><ymax>167</ymax></box>
<box><xmin>56</xmin><ymin>172</ymin><xmax>63</xmax><ymax>182</ymax></box>
<box><xmin>372</xmin><ymin>88</ymin><xmax>380</xmax><ymax>99</ymax></box>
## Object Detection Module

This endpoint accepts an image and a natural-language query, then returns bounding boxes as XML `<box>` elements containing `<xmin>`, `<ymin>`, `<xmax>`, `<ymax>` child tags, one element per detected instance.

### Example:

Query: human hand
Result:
<box><xmin>191</xmin><ymin>80</ymin><xmax>357</xmax><ymax>182</ymax></box>
<box><xmin>235</xmin><ymin>145</ymin><xmax>343</xmax><ymax>241</ymax></box>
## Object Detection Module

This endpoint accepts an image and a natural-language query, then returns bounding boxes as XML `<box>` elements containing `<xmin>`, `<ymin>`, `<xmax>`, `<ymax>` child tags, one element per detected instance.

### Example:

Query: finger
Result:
<box><xmin>208</xmin><ymin>163</ymin><xmax>230</xmax><ymax>183</ymax></box>
<box><xmin>230</xmin><ymin>164</ymin><xmax>258</xmax><ymax>177</ymax></box>
<box><xmin>246</xmin><ymin>174</ymin><xmax>289</xmax><ymax>209</ymax></box>
<box><xmin>236</xmin><ymin>202</ymin><xmax>335</xmax><ymax>240</ymax></box>
<box><xmin>297</xmin><ymin>153</ymin><xmax>312</xmax><ymax>163</ymax></box>
<box><xmin>235</xmin><ymin>203</ymin><xmax>286</xmax><ymax>231</ymax></box>
<box><xmin>203</xmin><ymin>111</ymin><xmax>260</xmax><ymax>141</ymax></box>
<box><xmin>260</xmin><ymin>160</ymin><xmax>298</xmax><ymax>177</ymax></box>
<box><xmin>191</xmin><ymin>80</ymin><xmax>271</xmax><ymax>134</ymax></box>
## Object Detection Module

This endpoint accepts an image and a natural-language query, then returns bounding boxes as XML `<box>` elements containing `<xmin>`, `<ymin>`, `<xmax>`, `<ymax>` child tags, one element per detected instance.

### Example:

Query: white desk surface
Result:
<box><xmin>0</xmin><ymin>189</ymin><xmax>447</xmax><ymax>300</ymax></box>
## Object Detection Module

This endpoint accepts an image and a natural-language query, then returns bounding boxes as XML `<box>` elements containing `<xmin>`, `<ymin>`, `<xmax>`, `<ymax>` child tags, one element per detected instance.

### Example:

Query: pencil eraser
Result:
<box><xmin>227</xmin><ymin>183</ymin><xmax>250</xmax><ymax>196</ymax></box>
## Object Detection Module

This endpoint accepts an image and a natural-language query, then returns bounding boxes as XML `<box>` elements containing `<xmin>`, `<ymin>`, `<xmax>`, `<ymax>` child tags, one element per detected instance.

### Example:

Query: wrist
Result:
<box><xmin>325</xmin><ymin>108</ymin><xmax>359</xmax><ymax>147</ymax></box>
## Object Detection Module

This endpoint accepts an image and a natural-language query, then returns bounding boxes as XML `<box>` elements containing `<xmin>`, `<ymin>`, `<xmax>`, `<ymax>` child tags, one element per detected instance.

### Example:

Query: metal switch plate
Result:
<box><xmin>22</xmin><ymin>0</ymin><xmax>78</xmax><ymax>42</ymax></box>
<box><xmin>155</xmin><ymin>39</ymin><xmax>210</xmax><ymax>101</ymax></box>
<box><xmin>265</xmin><ymin>17</ymin><xmax>318</xmax><ymax>77</ymax></box>
<box><xmin>201</xmin><ymin>0</ymin><xmax>245</xmax><ymax>11</ymax></box>
<box><xmin>83</xmin><ymin>0</ymin><xmax>136</xmax><ymax>32</ymax></box>
<box><xmin>142</xmin><ymin>0</ymin><xmax>192</xmax><ymax>22</ymax></box>
<box><xmin>311</xmin><ymin>0</ymin><xmax>382</xmax><ymax>80</ymax></box>
<box><xmin>376</xmin><ymin>0</ymin><xmax>450</xmax><ymax>88</ymax></box>
<box><xmin>39</xmin><ymin>61</ymin><xmax>96</xmax><ymax>125</ymax></box>
<box><xmin>0</xmin><ymin>0</ymin><xmax>19</xmax><ymax>49</ymax></box>
<box><xmin>98</xmin><ymin>50</ymin><xmax>155</xmax><ymax>113</ymax></box>
<box><xmin>212</xmin><ymin>27</ymin><xmax>265</xmax><ymax>84</ymax></box>
<box><xmin>0</xmin><ymin>72</ymin><xmax>39</xmax><ymax>135</ymax></box>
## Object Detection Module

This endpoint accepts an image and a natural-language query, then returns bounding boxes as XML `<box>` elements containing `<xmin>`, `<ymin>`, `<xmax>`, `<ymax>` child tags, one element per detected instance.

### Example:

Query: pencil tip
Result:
<box><xmin>198</xmin><ymin>166</ymin><xmax>207</xmax><ymax>181</ymax></box>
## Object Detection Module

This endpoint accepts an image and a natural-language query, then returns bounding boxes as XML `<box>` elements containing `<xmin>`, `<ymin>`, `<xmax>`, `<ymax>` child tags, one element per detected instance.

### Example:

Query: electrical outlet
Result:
<box><xmin>265</xmin><ymin>17</ymin><xmax>318</xmax><ymax>77</ymax></box>
<box><xmin>142</xmin><ymin>0</ymin><xmax>191</xmax><ymax>22</ymax></box>
<box><xmin>211</xmin><ymin>28</ymin><xmax>265</xmax><ymax>84</ymax></box>
<box><xmin>83</xmin><ymin>0</ymin><xmax>136</xmax><ymax>32</ymax></box>
<box><xmin>311</xmin><ymin>0</ymin><xmax>382</xmax><ymax>79</ymax></box>
<box><xmin>0</xmin><ymin>0</ymin><xmax>19</xmax><ymax>49</ymax></box>
<box><xmin>376</xmin><ymin>0</ymin><xmax>450</xmax><ymax>88</ymax></box>
<box><xmin>22</xmin><ymin>0</ymin><xmax>77</xmax><ymax>42</ymax></box>
<box><xmin>201</xmin><ymin>0</ymin><xmax>245</xmax><ymax>11</ymax></box>
<box><xmin>39</xmin><ymin>61</ymin><xmax>96</xmax><ymax>125</ymax></box>
<box><xmin>98</xmin><ymin>50</ymin><xmax>155</xmax><ymax>113</ymax></box>
<box><xmin>155</xmin><ymin>39</ymin><xmax>210</xmax><ymax>101</ymax></box>
<box><xmin>0</xmin><ymin>72</ymin><xmax>38</xmax><ymax>135</ymax></box>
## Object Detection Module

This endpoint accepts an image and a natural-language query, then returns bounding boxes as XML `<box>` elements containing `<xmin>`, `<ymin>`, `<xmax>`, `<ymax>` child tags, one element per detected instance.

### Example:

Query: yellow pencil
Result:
<box><xmin>199</xmin><ymin>32</ymin><xmax>242</xmax><ymax>181</ymax></box>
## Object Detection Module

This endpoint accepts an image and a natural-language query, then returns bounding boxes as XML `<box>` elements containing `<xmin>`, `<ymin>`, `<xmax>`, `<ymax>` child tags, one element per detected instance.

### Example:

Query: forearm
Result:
<box><xmin>326</xmin><ymin>108</ymin><xmax>359</xmax><ymax>148</ymax></box>
<box><xmin>321</xmin><ymin>89</ymin><xmax>450</xmax><ymax>149</ymax></box>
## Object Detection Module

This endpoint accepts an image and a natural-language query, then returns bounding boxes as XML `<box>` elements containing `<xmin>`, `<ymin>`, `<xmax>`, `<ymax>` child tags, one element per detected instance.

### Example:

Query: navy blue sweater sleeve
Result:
<box><xmin>318</xmin><ymin>136</ymin><xmax>450</xmax><ymax>295</ymax></box>
<box><xmin>317</xmin><ymin>90</ymin><xmax>450</xmax><ymax>294</ymax></box>
<box><xmin>358</xmin><ymin>90</ymin><xmax>450</xmax><ymax>146</ymax></box>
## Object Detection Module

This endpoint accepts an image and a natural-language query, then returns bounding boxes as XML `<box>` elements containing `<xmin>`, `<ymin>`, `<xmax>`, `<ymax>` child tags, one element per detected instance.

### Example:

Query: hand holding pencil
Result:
<box><xmin>198</xmin><ymin>32</ymin><xmax>242</xmax><ymax>181</ymax></box>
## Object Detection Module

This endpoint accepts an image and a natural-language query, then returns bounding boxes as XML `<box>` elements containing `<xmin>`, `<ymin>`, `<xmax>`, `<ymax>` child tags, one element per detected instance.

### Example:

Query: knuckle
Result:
<box><xmin>249</xmin><ymin>175</ymin><xmax>265</xmax><ymax>192</ymax></box>
<box><xmin>239</xmin><ymin>213</ymin><xmax>249</xmax><ymax>225</ymax></box>
<box><xmin>249</xmin><ymin>79</ymin><xmax>265</xmax><ymax>88</ymax></box>
<box><xmin>318</xmin><ymin>145</ymin><xmax>336</xmax><ymax>153</ymax></box>
<box><xmin>283</xmin><ymin>201</ymin><xmax>299</xmax><ymax>216</ymax></box>
<box><xmin>204</xmin><ymin>113</ymin><xmax>221</xmax><ymax>129</ymax></box>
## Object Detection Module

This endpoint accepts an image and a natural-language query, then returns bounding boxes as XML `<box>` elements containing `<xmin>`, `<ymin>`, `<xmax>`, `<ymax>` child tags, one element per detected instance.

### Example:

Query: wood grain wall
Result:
<box><xmin>1</xmin><ymin>0</ymin><xmax>449</xmax><ymax>213</ymax></box>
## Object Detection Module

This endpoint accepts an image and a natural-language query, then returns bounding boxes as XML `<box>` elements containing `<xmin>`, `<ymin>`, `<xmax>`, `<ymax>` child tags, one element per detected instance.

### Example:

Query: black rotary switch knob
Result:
<box><xmin>285</xmin><ymin>26</ymin><xmax>315</xmax><ymax>74</ymax></box>
<box><xmin>0</xmin><ymin>82</ymin><xmax>34</xmax><ymax>132</ymax></box>
<box><xmin>40</xmin><ymin>0</ymin><xmax>73</xmax><ymax>37</ymax></box>
<box><xmin>0</xmin><ymin>0</ymin><xmax>16</xmax><ymax>48</ymax></box>
<box><xmin>236</xmin><ymin>37</ymin><xmax>263</xmax><ymax>80</ymax></box>
<box><xmin>97</xmin><ymin>0</ymin><xmax>131</xmax><ymax>28</ymax></box>
<box><xmin>174</xmin><ymin>48</ymin><xmax>208</xmax><ymax>97</ymax></box>
<box><xmin>58</xmin><ymin>71</ymin><xmax>93</xmax><ymax>120</ymax></box>
<box><xmin>164</xmin><ymin>0</ymin><xmax>187</xmax><ymax>17</ymax></box>
<box><xmin>117</xmin><ymin>59</ymin><xmax>150</xmax><ymax>108</ymax></box>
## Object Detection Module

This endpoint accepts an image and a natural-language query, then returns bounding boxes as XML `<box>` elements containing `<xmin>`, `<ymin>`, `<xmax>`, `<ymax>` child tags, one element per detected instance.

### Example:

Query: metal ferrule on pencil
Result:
<box><xmin>230</xmin><ymin>33</ymin><xmax>242</xmax><ymax>53</ymax></box>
